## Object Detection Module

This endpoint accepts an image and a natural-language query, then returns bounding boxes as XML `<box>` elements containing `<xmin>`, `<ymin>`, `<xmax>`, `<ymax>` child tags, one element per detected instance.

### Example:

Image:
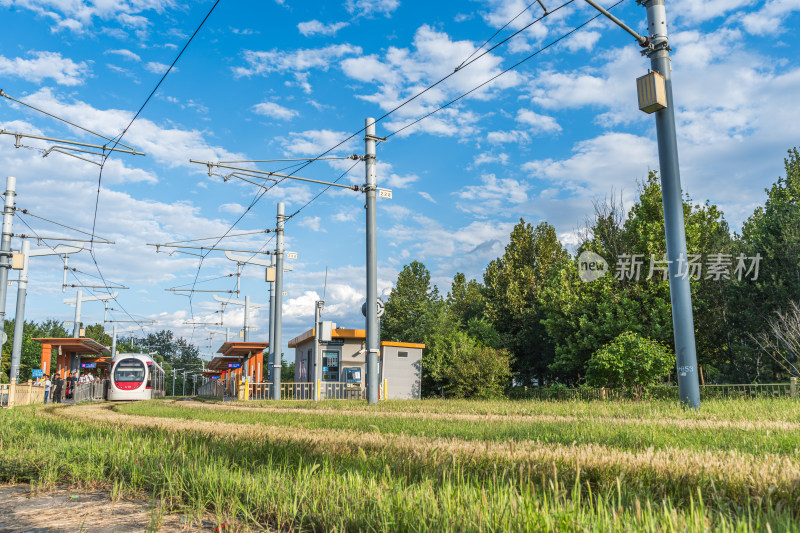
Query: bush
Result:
<box><xmin>434</xmin><ymin>331</ymin><xmax>513</xmax><ymax>399</ymax></box>
<box><xmin>586</xmin><ymin>331</ymin><xmax>673</xmax><ymax>398</ymax></box>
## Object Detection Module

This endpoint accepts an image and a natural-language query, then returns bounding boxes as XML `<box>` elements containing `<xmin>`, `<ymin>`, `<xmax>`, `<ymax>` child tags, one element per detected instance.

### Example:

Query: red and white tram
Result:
<box><xmin>108</xmin><ymin>353</ymin><xmax>166</xmax><ymax>401</ymax></box>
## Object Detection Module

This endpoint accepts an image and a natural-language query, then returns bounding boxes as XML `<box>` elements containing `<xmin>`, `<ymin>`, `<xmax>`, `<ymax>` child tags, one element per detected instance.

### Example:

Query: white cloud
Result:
<box><xmin>516</xmin><ymin>109</ymin><xmax>562</xmax><ymax>134</ymax></box>
<box><xmin>455</xmin><ymin>174</ymin><xmax>528</xmax><ymax>217</ymax></box>
<box><xmin>233</xmin><ymin>44</ymin><xmax>362</xmax><ymax>93</ymax></box>
<box><xmin>384</xmin><ymin>173</ymin><xmax>419</xmax><ymax>188</ymax></box>
<box><xmin>144</xmin><ymin>61</ymin><xmax>174</xmax><ymax>74</ymax></box>
<box><xmin>487</xmin><ymin>130</ymin><xmax>530</xmax><ymax>144</ymax></box>
<box><xmin>737</xmin><ymin>0</ymin><xmax>800</xmax><ymax>35</ymax></box>
<box><xmin>105</xmin><ymin>48</ymin><xmax>141</xmax><ymax>62</ymax></box>
<box><xmin>345</xmin><ymin>0</ymin><xmax>399</xmax><ymax>17</ymax></box>
<box><xmin>297</xmin><ymin>20</ymin><xmax>349</xmax><ymax>36</ymax></box>
<box><xmin>670</xmin><ymin>0</ymin><xmax>757</xmax><ymax>23</ymax></box>
<box><xmin>418</xmin><ymin>191</ymin><xmax>436</xmax><ymax>203</ymax></box>
<box><xmin>0</xmin><ymin>51</ymin><xmax>89</xmax><ymax>85</ymax></box>
<box><xmin>20</xmin><ymin>88</ymin><xmax>242</xmax><ymax>169</ymax></box>
<box><xmin>298</xmin><ymin>216</ymin><xmax>325</xmax><ymax>232</ymax></box>
<box><xmin>2</xmin><ymin>0</ymin><xmax>178</xmax><ymax>33</ymax></box>
<box><xmin>219</xmin><ymin>203</ymin><xmax>247</xmax><ymax>215</ymax></box>
<box><xmin>563</xmin><ymin>30</ymin><xmax>601</xmax><ymax>53</ymax></box>
<box><xmin>252</xmin><ymin>101</ymin><xmax>299</xmax><ymax>120</ymax></box>
<box><xmin>473</xmin><ymin>152</ymin><xmax>509</xmax><ymax>166</ymax></box>
<box><xmin>341</xmin><ymin>24</ymin><xmax>522</xmax><ymax>137</ymax></box>
<box><xmin>278</xmin><ymin>129</ymin><xmax>358</xmax><ymax>156</ymax></box>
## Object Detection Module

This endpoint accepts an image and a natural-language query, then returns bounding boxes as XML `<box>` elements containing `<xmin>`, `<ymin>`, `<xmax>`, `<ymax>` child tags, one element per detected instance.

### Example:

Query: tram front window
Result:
<box><xmin>114</xmin><ymin>358</ymin><xmax>145</xmax><ymax>382</ymax></box>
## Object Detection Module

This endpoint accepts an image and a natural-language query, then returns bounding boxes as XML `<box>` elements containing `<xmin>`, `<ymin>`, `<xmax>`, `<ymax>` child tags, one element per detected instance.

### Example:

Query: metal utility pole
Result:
<box><xmin>172</xmin><ymin>368</ymin><xmax>178</xmax><ymax>396</ymax></box>
<box><xmin>364</xmin><ymin>118</ymin><xmax>379</xmax><ymax>405</ymax></box>
<box><xmin>213</xmin><ymin>294</ymin><xmax>261</xmax><ymax>342</ymax></box>
<box><xmin>73</xmin><ymin>290</ymin><xmax>82</xmax><ymax>338</ymax></box>
<box><xmin>271</xmin><ymin>202</ymin><xmax>285</xmax><ymax>401</ymax></box>
<box><xmin>8</xmin><ymin>240</ymin><xmax>28</xmax><ymax>391</ymax></box>
<box><xmin>0</xmin><ymin>176</ymin><xmax>15</xmax><ymax>374</ymax></box>
<box><xmin>313</xmin><ymin>300</ymin><xmax>324</xmax><ymax>399</ymax></box>
<box><xmin>585</xmin><ymin>0</ymin><xmax>700</xmax><ymax>408</ymax></box>
<box><xmin>64</xmin><ymin>290</ymin><xmax>117</xmax><ymax>372</ymax></box>
<box><xmin>111</xmin><ymin>324</ymin><xmax>117</xmax><ymax>356</ymax></box>
<box><xmin>8</xmin><ymin>242</ymin><xmax>82</xmax><ymax>390</ymax></box>
<box><xmin>641</xmin><ymin>0</ymin><xmax>700</xmax><ymax>408</ymax></box>
<box><xmin>268</xmin><ymin>255</ymin><xmax>276</xmax><ymax>383</ymax></box>
<box><xmin>183</xmin><ymin>369</ymin><xmax>187</xmax><ymax>396</ymax></box>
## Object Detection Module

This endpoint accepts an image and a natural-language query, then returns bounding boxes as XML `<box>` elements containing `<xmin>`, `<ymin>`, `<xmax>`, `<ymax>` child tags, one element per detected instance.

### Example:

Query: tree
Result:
<box><xmin>425</xmin><ymin>329</ymin><xmax>512</xmax><ymax>399</ymax></box>
<box><xmin>84</xmin><ymin>324</ymin><xmax>112</xmax><ymax>346</ymax></box>
<box><xmin>586</xmin><ymin>331</ymin><xmax>674</xmax><ymax>397</ymax></box>
<box><xmin>446</xmin><ymin>273</ymin><xmax>485</xmax><ymax>327</ymax></box>
<box><xmin>382</xmin><ymin>261</ymin><xmax>438</xmax><ymax>344</ymax></box>
<box><xmin>483</xmin><ymin>220</ymin><xmax>570</xmax><ymax>384</ymax></box>
<box><xmin>751</xmin><ymin>300</ymin><xmax>800</xmax><ymax>379</ymax></box>
<box><xmin>730</xmin><ymin>148</ymin><xmax>800</xmax><ymax>381</ymax></box>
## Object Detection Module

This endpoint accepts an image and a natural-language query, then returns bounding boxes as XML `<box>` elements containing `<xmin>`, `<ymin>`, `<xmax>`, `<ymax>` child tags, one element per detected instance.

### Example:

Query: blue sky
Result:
<box><xmin>0</xmin><ymin>0</ymin><xmax>798</xmax><ymax>361</ymax></box>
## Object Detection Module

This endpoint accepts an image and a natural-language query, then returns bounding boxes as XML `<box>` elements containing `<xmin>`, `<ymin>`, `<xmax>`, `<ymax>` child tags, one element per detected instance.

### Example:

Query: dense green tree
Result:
<box><xmin>483</xmin><ymin>220</ymin><xmax>570</xmax><ymax>384</ymax></box>
<box><xmin>440</xmin><ymin>330</ymin><xmax>513</xmax><ymax>399</ymax></box>
<box><xmin>446</xmin><ymin>273</ymin><xmax>485</xmax><ymax>327</ymax></box>
<box><xmin>729</xmin><ymin>149</ymin><xmax>800</xmax><ymax>381</ymax></box>
<box><xmin>381</xmin><ymin>261</ymin><xmax>438</xmax><ymax>344</ymax></box>
<box><xmin>83</xmin><ymin>323</ymin><xmax>112</xmax><ymax>346</ymax></box>
<box><xmin>544</xmin><ymin>172</ymin><xmax>731</xmax><ymax>382</ymax></box>
<box><xmin>586</xmin><ymin>331</ymin><xmax>674</xmax><ymax>397</ymax></box>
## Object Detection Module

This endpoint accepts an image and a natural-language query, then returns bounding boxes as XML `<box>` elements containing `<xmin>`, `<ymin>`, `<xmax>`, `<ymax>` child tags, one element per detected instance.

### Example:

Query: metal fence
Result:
<box><xmin>72</xmin><ymin>380</ymin><xmax>108</xmax><ymax>403</ymax></box>
<box><xmin>198</xmin><ymin>380</ymin><xmax>225</xmax><ymax>399</ymax></box>
<box><xmin>509</xmin><ymin>379</ymin><xmax>799</xmax><ymax>401</ymax></box>
<box><xmin>0</xmin><ymin>381</ymin><xmax>46</xmax><ymax>408</ymax></box>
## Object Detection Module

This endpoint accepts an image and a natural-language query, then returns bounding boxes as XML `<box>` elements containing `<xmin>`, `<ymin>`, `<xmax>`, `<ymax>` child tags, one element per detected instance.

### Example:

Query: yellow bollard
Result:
<box><xmin>383</xmin><ymin>379</ymin><xmax>388</xmax><ymax>401</ymax></box>
<box><xmin>316</xmin><ymin>379</ymin><xmax>321</xmax><ymax>401</ymax></box>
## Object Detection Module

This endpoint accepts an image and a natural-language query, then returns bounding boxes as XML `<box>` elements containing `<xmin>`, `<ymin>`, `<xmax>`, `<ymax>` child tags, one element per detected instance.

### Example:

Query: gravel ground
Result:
<box><xmin>0</xmin><ymin>485</ymin><xmax>218</xmax><ymax>533</ymax></box>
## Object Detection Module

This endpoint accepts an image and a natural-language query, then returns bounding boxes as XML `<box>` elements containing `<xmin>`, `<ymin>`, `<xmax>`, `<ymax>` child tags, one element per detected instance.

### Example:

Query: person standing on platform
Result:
<box><xmin>43</xmin><ymin>376</ymin><xmax>52</xmax><ymax>403</ymax></box>
<box><xmin>52</xmin><ymin>374</ymin><xmax>63</xmax><ymax>404</ymax></box>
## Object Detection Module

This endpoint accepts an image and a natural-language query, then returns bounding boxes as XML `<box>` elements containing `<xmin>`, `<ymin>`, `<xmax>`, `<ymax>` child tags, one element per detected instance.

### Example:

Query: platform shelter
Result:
<box><xmin>207</xmin><ymin>341</ymin><xmax>268</xmax><ymax>395</ymax></box>
<box><xmin>33</xmin><ymin>337</ymin><xmax>110</xmax><ymax>379</ymax></box>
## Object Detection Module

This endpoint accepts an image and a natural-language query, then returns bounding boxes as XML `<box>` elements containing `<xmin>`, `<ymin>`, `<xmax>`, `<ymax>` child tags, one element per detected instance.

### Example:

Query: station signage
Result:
<box><xmin>80</xmin><ymin>363</ymin><xmax>97</xmax><ymax>369</ymax></box>
<box><xmin>228</xmin><ymin>363</ymin><xmax>242</xmax><ymax>369</ymax></box>
<box><xmin>32</xmin><ymin>369</ymin><xmax>43</xmax><ymax>378</ymax></box>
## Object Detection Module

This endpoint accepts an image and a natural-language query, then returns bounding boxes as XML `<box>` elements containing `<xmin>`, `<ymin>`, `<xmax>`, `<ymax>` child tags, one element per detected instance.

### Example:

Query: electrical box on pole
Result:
<box><xmin>636</xmin><ymin>71</ymin><xmax>667</xmax><ymax>114</ymax></box>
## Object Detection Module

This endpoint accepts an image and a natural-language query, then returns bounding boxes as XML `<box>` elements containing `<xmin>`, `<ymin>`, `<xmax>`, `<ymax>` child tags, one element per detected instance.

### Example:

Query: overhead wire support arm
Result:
<box><xmin>190</xmin><ymin>160</ymin><xmax>361</xmax><ymax>192</ymax></box>
<box><xmin>583</xmin><ymin>0</ymin><xmax>651</xmax><ymax>47</ymax></box>
<box><xmin>0</xmin><ymin>129</ymin><xmax>146</xmax><ymax>157</ymax></box>
<box><xmin>0</xmin><ymin>89</ymin><xmax>138</xmax><ymax>152</ymax></box>
<box><xmin>147</xmin><ymin>243</ymin><xmax>273</xmax><ymax>255</ymax></box>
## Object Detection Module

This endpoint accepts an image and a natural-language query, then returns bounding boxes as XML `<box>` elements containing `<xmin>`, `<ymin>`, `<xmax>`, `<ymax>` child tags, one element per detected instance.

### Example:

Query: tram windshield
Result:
<box><xmin>114</xmin><ymin>358</ymin><xmax>146</xmax><ymax>382</ymax></box>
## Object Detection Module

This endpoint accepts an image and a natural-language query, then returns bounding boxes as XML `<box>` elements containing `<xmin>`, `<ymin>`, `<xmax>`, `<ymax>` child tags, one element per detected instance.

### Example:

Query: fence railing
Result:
<box><xmin>72</xmin><ymin>380</ymin><xmax>107</xmax><ymax>403</ymax></box>
<box><xmin>509</xmin><ymin>379</ymin><xmax>799</xmax><ymax>401</ymax></box>
<box><xmin>0</xmin><ymin>381</ymin><xmax>46</xmax><ymax>408</ymax></box>
<box><xmin>198</xmin><ymin>380</ymin><xmax>225</xmax><ymax>399</ymax></box>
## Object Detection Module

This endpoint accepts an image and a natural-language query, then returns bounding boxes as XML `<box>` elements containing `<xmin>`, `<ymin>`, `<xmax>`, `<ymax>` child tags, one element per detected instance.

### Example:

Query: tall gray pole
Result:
<box><xmin>111</xmin><ymin>324</ymin><xmax>117</xmax><ymax>356</ymax></box>
<box><xmin>0</xmin><ymin>176</ymin><xmax>16</xmax><ymax>375</ymax></box>
<box><xmin>243</xmin><ymin>295</ymin><xmax>250</xmax><ymax>342</ymax></box>
<box><xmin>267</xmin><ymin>256</ymin><xmax>276</xmax><ymax>382</ymax></box>
<box><xmin>9</xmin><ymin>240</ymin><xmax>29</xmax><ymax>386</ymax></box>
<box><xmin>643</xmin><ymin>0</ymin><xmax>700</xmax><ymax>408</ymax></box>
<box><xmin>271</xmin><ymin>202</ymin><xmax>285</xmax><ymax>400</ymax></box>
<box><xmin>364</xmin><ymin>118</ymin><xmax>379</xmax><ymax>405</ymax></box>
<box><xmin>313</xmin><ymin>299</ymin><xmax>324</xmax><ymax>400</ymax></box>
<box><xmin>73</xmin><ymin>289</ymin><xmax>82</xmax><ymax>338</ymax></box>
<box><xmin>172</xmin><ymin>368</ymin><xmax>176</xmax><ymax>396</ymax></box>
<box><xmin>183</xmin><ymin>369</ymin><xmax>186</xmax><ymax>396</ymax></box>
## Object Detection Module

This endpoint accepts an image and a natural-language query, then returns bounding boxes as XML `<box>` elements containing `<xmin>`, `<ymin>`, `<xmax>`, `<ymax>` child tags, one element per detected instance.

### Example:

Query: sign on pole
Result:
<box><xmin>32</xmin><ymin>369</ymin><xmax>43</xmax><ymax>378</ymax></box>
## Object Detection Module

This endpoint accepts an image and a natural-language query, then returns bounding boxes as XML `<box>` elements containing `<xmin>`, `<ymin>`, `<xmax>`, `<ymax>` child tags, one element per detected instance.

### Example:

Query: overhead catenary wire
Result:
<box><xmin>13</xmin><ymin>215</ymin><xmax>150</xmax><ymax>335</ymax></box>
<box><xmin>385</xmin><ymin>0</ymin><xmax>625</xmax><ymax>139</ymax></box>
<box><xmin>16</xmin><ymin>208</ymin><xmax>113</xmax><ymax>243</ymax></box>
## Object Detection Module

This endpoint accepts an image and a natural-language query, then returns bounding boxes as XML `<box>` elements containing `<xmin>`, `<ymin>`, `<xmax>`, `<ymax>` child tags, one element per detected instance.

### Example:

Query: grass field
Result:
<box><xmin>1</xmin><ymin>398</ymin><xmax>799</xmax><ymax>531</ymax></box>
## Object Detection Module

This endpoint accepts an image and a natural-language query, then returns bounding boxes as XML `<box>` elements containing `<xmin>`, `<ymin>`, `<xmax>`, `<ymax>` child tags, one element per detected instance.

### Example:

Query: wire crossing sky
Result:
<box><xmin>0</xmin><ymin>0</ymin><xmax>798</xmax><ymax>358</ymax></box>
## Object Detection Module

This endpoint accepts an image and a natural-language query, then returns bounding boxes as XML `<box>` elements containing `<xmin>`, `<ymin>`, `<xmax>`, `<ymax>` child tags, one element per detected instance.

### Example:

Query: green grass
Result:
<box><xmin>116</xmin><ymin>399</ymin><xmax>800</xmax><ymax>457</ymax></box>
<box><xmin>1</xmin><ymin>400</ymin><xmax>799</xmax><ymax>532</ymax></box>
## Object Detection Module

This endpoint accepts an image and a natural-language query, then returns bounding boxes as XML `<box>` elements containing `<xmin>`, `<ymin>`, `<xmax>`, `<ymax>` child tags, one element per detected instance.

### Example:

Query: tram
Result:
<box><xmin>107</xmin><ymin>353</ymin><xmax>166</xmax><ymax>401</ymax></box>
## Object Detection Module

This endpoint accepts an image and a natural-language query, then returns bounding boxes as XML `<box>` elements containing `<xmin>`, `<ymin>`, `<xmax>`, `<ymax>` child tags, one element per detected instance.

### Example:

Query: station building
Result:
<box><xmin>288</xmin><ymin>324</ymin><xmax>424</xmax><ymax>400</ymax></box>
